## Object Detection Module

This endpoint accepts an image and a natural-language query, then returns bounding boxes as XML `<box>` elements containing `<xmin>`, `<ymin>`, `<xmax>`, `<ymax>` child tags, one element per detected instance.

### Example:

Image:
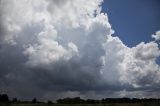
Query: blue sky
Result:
<box><xmin>102</xmin><ymin>0</ymin><xmax>160</xmax><ymax>47</ymax></box>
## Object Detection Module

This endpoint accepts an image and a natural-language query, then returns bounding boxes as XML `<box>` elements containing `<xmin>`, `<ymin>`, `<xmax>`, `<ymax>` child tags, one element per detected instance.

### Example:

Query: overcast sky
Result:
<box><xmin>0</xmin><ymin>0</ymin><xmax>160</xmax><ymax>101</ymax></box>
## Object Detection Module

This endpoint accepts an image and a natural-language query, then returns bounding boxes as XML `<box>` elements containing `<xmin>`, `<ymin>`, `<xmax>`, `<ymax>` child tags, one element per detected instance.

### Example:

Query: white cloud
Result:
<box><xmin>152</xmin><ymin>31</ymin><xmax>160</xmax><ymax>41</ymax></box>
<box><xmin>101</xmin><ymin>35</ymin><xmax>160</xmax><ymax>88</ymax></box>
<box><xmin>23</xmin><ymin>24</ymin><xmax>78</xmax><ymax>67</ymax></box>
<box><xmin>119</xmin><ymin>41</ymin><xmax>160</xmax><ymax>87</ymax></box>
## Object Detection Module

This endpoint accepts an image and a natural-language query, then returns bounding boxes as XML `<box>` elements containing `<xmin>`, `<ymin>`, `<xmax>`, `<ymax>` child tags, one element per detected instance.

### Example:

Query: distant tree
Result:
<box><xmin>57</xmin><ymin>97</ymin><xmax>85</xmax><ymax>104</ymax></box>
<box><xmin>47</xmin><ymin>100</ymin><xmax>53</xmax><ymax>105</ymax></box>
<box><xmin>0</xmin><ymin>94</ymin><xmax>9</xmax><ymax>102</ymax></box>
<box><xmin>32</xmin><ymin>98</ymin><xmax>37</xmax><ymax>103</ymax></box>
<box><xmin>86</xmin><ymin>99</ymin><xmax>99</xmax><ymax>104</ymax></box>
<box><xmin>12</xmin><ymin>98</ymin><xmax>18</xmax><ymax>103</ymax></box>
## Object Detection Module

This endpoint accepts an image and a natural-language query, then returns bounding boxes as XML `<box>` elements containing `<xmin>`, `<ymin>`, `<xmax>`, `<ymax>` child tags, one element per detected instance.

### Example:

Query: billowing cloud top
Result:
<box><xmin>152</xmin><ymin>31</ymin><xmax>160</xmax><ymax>41</ymax></box>
<box><xmin>0</xmin><ymin>0</ymin><xmax>160</xmax><ymax>101</ymax></box>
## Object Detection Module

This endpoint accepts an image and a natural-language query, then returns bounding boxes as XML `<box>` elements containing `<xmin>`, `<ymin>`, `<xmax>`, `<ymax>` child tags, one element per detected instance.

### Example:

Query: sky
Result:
<box><xmin>0</xmin><ymin>0</ymin><xmax>160</xmax><ymax>101</ymax></box>
<box><xmin>102</xmin><ymin>0</ymin><xmax>160</xmax><ymax>47</ymax></box>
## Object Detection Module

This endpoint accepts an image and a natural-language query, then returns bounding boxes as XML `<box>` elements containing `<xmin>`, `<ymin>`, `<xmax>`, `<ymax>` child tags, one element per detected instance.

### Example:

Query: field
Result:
<box><xmin>1</xmin><ymin>102</ymin><xmax>160</xmax><ymax>106</ymax></box>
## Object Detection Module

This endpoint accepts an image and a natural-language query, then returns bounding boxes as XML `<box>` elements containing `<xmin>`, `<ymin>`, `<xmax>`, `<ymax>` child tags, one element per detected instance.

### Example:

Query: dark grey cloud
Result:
<box><xmin>0</xmin><ymin>2</ymin><xmax>5</xmax><ymax>43</ymax></box>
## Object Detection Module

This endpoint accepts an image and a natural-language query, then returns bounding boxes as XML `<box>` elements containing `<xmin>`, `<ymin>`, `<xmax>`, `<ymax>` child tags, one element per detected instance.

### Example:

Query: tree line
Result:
<box><xmin>57</xmin><ymin>97</ymin><xmax>160</xmax><ymax>104</ymax></box>
<box><xmin>0</xmin><ymin>94</ymin><xmax>9</xmax><ymax>102</ymax></box>
<box><xmin>0</xmin><ymin>93</ymin><xmax>160</xmax><ymax>104</ymax></box>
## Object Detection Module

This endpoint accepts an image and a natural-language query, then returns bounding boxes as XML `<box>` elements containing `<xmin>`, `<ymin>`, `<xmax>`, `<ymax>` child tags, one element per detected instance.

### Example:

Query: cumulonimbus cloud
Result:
<box><xmin>0</xmin><ymin>0</ymin><xmax>160</xmax><ymax>100</ymax></box>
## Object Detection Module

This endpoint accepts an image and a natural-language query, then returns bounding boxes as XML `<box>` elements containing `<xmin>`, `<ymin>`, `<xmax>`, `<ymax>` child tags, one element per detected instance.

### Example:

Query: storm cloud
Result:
<box><xmin>0</xmin><ymin>0</ymin><xmax>160</xmax><ymax>101</ymax></box>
